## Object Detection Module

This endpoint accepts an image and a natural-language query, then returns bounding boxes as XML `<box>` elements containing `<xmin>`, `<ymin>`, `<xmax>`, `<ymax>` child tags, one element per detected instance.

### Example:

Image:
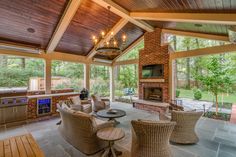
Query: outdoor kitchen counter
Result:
<box><xmin>27</xmin><ymin>92</ymin><xmax>80</xmax><ymax>99</ymax></box>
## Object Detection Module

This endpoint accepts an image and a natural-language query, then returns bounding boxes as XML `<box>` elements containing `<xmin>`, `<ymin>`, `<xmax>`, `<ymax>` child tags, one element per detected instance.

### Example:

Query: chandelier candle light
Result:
<box><xmin>92</xmin><ymin>6</ymin><xmax>127</xmax><ymax>55</ymax></box>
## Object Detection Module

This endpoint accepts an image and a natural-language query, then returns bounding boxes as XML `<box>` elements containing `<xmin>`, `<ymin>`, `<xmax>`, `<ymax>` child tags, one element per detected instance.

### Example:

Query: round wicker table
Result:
<box><xmin>97</xmin><ymin>127</ymin><xmax>125</xmax><ymax>157</ymax></box>
<box><xmin>96</xmin><ymin>109</ymin><xmax>126</xmax><ymax>125</ymax></box>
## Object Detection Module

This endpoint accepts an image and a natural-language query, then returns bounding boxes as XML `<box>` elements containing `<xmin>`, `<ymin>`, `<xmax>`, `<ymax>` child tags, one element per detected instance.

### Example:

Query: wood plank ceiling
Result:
<box><xmin>0</xmin><ymin>0</ymin><xmax>236</xmax><ymax>60</ymax></box>
<box><xmin>113</xmin><ymin>0</ymin><xmax>236</xmax><ymax>36</ymax></box>
<box><xmin>0</xmin><ymin>0</ymin><xmax>67</xmax><ymax>48</ymax></box>
<box><xmin>55</xmin><ymin>0</ymin><xmax>121</xmax><ymax>56</ymax></box>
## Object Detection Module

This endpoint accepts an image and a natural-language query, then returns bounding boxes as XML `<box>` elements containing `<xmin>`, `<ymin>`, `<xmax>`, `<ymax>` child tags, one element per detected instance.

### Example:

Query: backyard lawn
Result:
<box><xmin>178</xmin><ymin>89</ymin><xmax>236</xmax><ymax>104</ymax></box>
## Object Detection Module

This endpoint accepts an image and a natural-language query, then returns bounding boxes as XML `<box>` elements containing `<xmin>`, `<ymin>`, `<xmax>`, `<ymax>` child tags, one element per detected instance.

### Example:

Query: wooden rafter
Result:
<box><xmin>162</xmin><ymin>29</ymin><xmax>229</xmax><ymax>42</ymax></box>
<box><xmin>91</xmin><ymin>0</ymin><xmax>154</xmax><ymax>32</ymax></box>
<box><xmin>86</xmin><ymin>18</ymin><xmax>129</xmax><ymax>59</ymax></box>
<box><xmin>113</xmin><ymin>35</ymin><xmax>144</xmax><ymax>63</ymax></box>
<box><xmin>170</xmin><ymin>44</ymin><xmax>236</xmax><ymax>59</ymax></box>
<box><xmin>131</xmin><ymin>12</ymin><xmax>236</xmax><ymax>25</ymax></box>
<box><xmin>46</xmin><ymin>0</ymin><xmax>82</xmax><ymax>53</ymax></box>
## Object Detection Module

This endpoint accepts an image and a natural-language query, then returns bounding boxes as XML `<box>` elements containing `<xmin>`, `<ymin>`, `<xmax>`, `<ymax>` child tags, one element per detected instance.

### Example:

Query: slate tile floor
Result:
<box><xmin>0</xmin><ymin>102</ymin><xmax>236</xmax><ymax>157</ymax></box>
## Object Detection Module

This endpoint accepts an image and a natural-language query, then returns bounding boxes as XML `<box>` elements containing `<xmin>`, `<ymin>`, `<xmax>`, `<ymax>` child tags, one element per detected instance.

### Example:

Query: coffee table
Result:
<box><xmin>96</xmin><ymin>109</ymin><xmax>126</xmax><ymax>125</ymax></box>
<box><xmin>97</xmin><ymin>127</ymin><xmax>125</xmax><ymax>157</ymax></box>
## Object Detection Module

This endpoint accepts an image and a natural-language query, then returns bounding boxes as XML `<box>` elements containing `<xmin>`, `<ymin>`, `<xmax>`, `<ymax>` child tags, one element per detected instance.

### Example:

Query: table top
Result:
<box><xmin>97</xmin><ymin>127</ymin><xmax>125</xmax><ymax>141</ymax></box>
<box><xmin>96</xmin><ymin>109</ymin><xmax>126</xmax><ymax>118</ymax></box>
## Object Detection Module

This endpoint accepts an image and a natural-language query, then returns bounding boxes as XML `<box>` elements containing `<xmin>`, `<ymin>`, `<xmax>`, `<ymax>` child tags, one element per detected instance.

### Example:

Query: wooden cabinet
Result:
<box><xmin>14</xmin><ymin>105</ymin><xmax>27</xmax><ymax>121</ymax></box>
<box><xmin>3</xmin><ymin>107</ymin><xmax>15</xmax><ymax>123</ymax></box>
<box><xmin>1</xmin><ymin>105</ymin><xmax>27</xmax><ymax>124</ymax></box>
<box><xmin>0</xmin><ymin>108</ymin><xmax>5</xmax><ymax>124</ymax></box>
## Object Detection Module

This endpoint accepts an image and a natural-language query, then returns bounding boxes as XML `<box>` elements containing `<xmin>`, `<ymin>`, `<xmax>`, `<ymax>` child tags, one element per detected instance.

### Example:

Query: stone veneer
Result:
<box><xmin>139</xmin><ymin>28</ymin><xmax>170</xmax><ymax>102</ymax></box>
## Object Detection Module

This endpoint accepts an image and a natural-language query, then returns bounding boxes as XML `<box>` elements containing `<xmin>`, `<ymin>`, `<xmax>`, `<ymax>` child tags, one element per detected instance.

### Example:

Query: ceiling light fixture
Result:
<box><xmin>92</xmin><ymin>6</ymin><xmax>127</xmax><ymax>55</ymax></box>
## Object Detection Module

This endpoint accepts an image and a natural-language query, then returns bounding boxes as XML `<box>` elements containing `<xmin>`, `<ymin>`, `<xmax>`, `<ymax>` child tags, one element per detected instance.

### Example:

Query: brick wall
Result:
<box><xmin>139</xmin><ymin>28</ymin><xmax>170</xmax><ymax>102</ymax></box>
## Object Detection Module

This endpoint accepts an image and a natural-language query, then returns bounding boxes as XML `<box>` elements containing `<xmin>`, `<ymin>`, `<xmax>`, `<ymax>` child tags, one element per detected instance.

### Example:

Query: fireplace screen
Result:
<box><xmin>144</xmin><ymin>87</ymin><xmax>162</xmax><ymax>101</ymax></box>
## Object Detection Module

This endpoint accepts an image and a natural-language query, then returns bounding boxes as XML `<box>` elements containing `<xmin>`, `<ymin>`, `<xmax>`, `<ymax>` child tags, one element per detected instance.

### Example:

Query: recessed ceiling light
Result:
<box><xmin>27</xmin><ymin>28</ymin><xmax>35</xmax><ymax>33</ymax></box>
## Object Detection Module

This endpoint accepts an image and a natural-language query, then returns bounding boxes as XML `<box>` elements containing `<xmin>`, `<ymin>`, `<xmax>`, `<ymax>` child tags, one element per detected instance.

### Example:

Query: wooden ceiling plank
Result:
<box><xmin>46</xmin><ymin>0</ymin><xmax>82</xmax><ymax>53</ymax></box>
<box><xmin>162</xmin><ymin>29</ymin><xmax>229</xmax><ymax>41</ymax></box>
<box><xmin>112</xmin><ymin>35</ymin><xmax>144</xmax><ymax>63</ymax></box>
<box><xmin>91</xmin><ymin>0</ymin><xmax>154</xmax><ymax>32</ymax></box>
<box><xmin>86</xmin><ymin>18</ymin><xmax>129</xmax><ymax>59</ymax></box>
<box><xmin>130</xmin><ymin>12</ymin><xmax>236</xmax><ymax>25</ymax></box>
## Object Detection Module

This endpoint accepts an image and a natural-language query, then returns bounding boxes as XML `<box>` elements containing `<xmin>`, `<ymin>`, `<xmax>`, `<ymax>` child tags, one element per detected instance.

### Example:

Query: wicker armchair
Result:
<box><xmin>131</xmin><ymin>120</ymin><xmax>176</xmax><ymax>157</ymax></box>
<box><xmin>57</xmin><ymin>106</ymin><xmax>114</xmax><ymax>155</ymax></box>
<box><xmin>91</xmin><ymin>95</ymin><xmax>110</xmax><ymax>112</ymax></box>
<box><xmin>170</xmin><ymin>111</ymin><xmax>203</xmax><ymax>144</ymax></box>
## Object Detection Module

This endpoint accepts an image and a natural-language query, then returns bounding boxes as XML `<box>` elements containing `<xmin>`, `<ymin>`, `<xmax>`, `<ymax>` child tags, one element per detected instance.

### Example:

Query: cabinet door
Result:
<box><xmin>0</xmin><ymin>108</ymin><xmax>4</xmax><ymax>124</ymax></box>
<box><xmin>15</xmin><ymin>105</ymin><xmax>27</xmax><ymax>121</ymax></box>
<box><xmin>4</xmin><ymin>107</ymin><xmax>15</xmax><ymax>123</ymax></box>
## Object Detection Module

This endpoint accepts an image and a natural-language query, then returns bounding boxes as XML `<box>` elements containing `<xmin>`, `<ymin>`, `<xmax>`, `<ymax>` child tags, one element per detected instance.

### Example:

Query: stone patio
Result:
<box><xmin>0</xmin><ymin>102</ymin><xmax>236</xmax><ymax>157</ymax></box>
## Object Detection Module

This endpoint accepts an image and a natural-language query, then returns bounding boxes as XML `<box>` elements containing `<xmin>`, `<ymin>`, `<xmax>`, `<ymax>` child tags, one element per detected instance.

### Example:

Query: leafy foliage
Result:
<box><xmin>193</xmin><ymin>89</ymin><xmax>202</xmax><ymax>100</ymax></box>
<box><xmin>193</xmin><ymin>56</ymin><xmax>234</xmax><ymax>114</ymax></box>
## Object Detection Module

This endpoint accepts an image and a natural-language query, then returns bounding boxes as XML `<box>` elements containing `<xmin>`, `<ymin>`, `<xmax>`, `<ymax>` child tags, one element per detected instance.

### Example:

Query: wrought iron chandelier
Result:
<box><xmin>92</xmin><ymin>6</ymin><xmax>127</xmax><ymax>55</ymax></box>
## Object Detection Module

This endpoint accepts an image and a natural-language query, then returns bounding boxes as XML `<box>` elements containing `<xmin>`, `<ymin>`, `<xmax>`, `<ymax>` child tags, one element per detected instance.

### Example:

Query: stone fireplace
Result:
<box><xmin>144</xmin><ymin>87</ymin><xmax>162</xmax><ymax>102</ymax></box>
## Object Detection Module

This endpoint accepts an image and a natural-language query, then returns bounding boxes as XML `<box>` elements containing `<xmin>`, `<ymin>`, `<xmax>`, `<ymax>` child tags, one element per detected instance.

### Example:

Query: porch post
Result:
<box><xmin>169</xmin><ymin>59</ymin><xmax>176</xmax><ymax>100</ymax></box>
<box><xmin>45</xmin><ymin>59</ymin><xmax>51</xmax><ymax>94</ymax></box>
<box><xmin>110</xmin><ymin>66</ymin><xmax>115</xmax><ymax>102</ymax></box>
<box><xmin>84</xmin><ymin>63</ymin><xmax>90</xmax><ymax>90</ymax></box>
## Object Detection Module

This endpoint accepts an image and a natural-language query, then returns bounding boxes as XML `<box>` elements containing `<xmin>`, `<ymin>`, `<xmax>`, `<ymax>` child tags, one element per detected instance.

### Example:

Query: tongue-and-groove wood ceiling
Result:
<box><xmin>0</xmin><ymin>0</ymin><xmax>235</xmax><ymax>60</ymax></box>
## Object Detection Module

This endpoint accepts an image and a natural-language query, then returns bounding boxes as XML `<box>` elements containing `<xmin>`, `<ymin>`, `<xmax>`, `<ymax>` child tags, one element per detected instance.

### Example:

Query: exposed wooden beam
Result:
<box><xmin>86</xmin><ymin>18</ymin><xmax>129</xmax><ymax>59</ymax></box>
<box><xmin>162</xmin><ymin>29</ymin><xmax>229</xmax><ymax>42</ymax></box>
<box><xmin>92</xmin><ymin>0</ymin><xmax>154</xmax><ymax>32</ymax></box>
<box><xmin>113</xmin><ymin>35</ymin><xmax>144</xmax><ymax>63</ymax></box>
<box><xmin>113</xmin><ymin>59</ymin><xmax>138</xmax><ymax>66</ymax></box>
<box><xmin>170</xmin><ymin>44</ymin><xmax>236</xmax><ymax>59</ymax></box>
<box><xmin>131</xmin><ymin>12</ymin><xmax>236</xmax><ymax>25</ymax></box>
<box><xmin>46</xmin><ymin>0</ymin><xmax>82</xmax><ymax>53</ymax></box>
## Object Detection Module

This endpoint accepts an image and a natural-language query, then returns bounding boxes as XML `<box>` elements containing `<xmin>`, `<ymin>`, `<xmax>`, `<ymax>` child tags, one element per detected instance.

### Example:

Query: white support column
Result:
<box><xmin>169</xmin><ymin>59</ymin><xmax>176</xmax><ymax>100</ymax></box>
<box><xmin>110</xmin><ymin>66</ymin><xmax>115</xmax><ymax>102</ymax></box>
<box><xmin>84</xmin><ymin>64</ymin><xmax>90</xmax><ymax>90</ymax></box>
<box><xmin>45</xmin><ymin>59</ymin><xmax>51</xmax><ymax>94</ymax></box>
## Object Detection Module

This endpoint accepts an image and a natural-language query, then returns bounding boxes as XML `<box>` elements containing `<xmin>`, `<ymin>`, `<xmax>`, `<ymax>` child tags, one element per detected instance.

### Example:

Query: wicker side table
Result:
<box><xmin>97</xmin><ymin>127</ymin><xmax>125</xmax><ymax>157</ymax></box>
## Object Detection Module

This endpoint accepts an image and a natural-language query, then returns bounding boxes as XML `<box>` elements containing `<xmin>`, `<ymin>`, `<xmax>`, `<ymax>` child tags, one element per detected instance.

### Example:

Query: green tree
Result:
<box><xmin>194</xmin><ymin>56</ymin><xmax>233</xmax><ymax>115</ymax></box>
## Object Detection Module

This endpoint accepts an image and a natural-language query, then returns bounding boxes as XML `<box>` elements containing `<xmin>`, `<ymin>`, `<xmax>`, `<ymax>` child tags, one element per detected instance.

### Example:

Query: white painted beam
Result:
<box><xmin>162</xmin><ymin>29</ymin><xmax>229</xmax><ymax>42</ymax></box>
<box><xmin>170</xmin><ymin>44</ymin><xmax>236</xmax><ymax>59</ymax></box>
<box><xmin>46</xmin><ymin>0</ymin><xmax>82</xmax><ymax>53</ymax></box>
<box><xmin>113</xmin><ymin>59</ymin><xmax>139</xmax><ymax>66</ymax></box>
<box><xmin>92</xmin><ymin>0</ymin><xmax>154</xmax><ymax>32</ymax></box>
<box><xmin>87</xmin><ymin>18</ymin><xmax>128</xmax><ymax>59</ymax></box>
<box><xmin>131</xmin><ymin>12</ymin><xmax>236</xmax><ymax>25</ymax></box>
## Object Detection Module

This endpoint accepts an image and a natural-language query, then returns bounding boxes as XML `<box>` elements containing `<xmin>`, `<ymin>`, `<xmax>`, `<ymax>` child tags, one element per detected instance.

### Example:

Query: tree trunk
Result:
<box><xmin>21</xmin><ymin>58</ymin><xmax>26</xmax><ymax>69</ymax></box>
<box><xmin>186</xmin><ymin>41</ymin><xmax>191</xmax><ymax>89</ymax></box>
<box><xmin>0</xmin><ymin>55</ymin><xmax>8</xmax><ymax>67</ymax></box>
<box><xmin>186</xmin><ymin>58</ymin><xmax>191</xmax><ymax>89</ymax></box>
<box><xmin>215</xmin><ymin>94</ymin><xmax>218</xmax><ymax>115</ymax></box>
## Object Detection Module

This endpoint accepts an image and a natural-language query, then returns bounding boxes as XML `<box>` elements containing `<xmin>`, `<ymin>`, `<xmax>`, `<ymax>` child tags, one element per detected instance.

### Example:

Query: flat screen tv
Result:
<box><xmin>142</xmin><ymin>64</ymin><xmax>164</xmax><ymax>78</ymax></box>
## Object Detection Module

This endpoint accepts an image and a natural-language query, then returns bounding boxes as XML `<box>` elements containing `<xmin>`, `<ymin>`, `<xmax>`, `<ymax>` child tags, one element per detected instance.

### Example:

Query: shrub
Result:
<box><xmin>193</xmin><ymin>89</ymin><xmax>202</xmax><ymax>100</ymax></box>
<box><xmin>176</xmin><ymin>90</ymin><xmax>180</xmax><ymax>98</ymax></box>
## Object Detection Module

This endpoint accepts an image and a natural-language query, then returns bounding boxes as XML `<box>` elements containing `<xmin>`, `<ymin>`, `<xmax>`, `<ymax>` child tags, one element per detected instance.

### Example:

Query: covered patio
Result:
<box><xmin>0</xmin><ymin>0</ymin><xmax>236</xmax><ymax>157</ymax></box>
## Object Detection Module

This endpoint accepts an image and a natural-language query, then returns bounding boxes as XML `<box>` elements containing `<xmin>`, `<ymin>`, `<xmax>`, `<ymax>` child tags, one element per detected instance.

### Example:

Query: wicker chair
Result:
<box><xmin>91</xmin><ymin>95</ymin><xmax>110</xmax><ymax>112</ymax></box>
<box><xmin>170</xmin><ymin>111</ymin><xmax>203</xmax><ymax>144</ymax></box>
<box><xmin>131</xmin><ymin>120</ymin><xmax>176</xmax><ymax>157</ymax></box>
<box><xmin>57</xmin><ymin>106</ymin><xmax>114</xmax><ymax>155</ymax></box>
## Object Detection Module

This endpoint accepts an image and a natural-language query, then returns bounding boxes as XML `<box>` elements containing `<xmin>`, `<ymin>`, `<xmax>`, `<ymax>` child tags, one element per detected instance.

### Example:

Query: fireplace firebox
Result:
<box><xmin>144</xmin><ymin>87</ymin><xmax>162</xmax><ymax>102</ymax></box>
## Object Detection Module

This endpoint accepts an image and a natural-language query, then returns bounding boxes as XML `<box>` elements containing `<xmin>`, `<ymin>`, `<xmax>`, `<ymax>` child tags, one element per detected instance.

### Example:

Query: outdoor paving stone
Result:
<box><xmin>218</xmin><ymin>143</ymin><xmax>236</xmax><ymax>155</ymax></box>
<box><xmin>1</xmin><ymin>102</ymin><xmax>236</xmax><ymax>157</ymax></box>
<box><xmin>170</xmin><ymin>141</ymin><xmax>217</xmax><ymax>157</ymax></box>
<box><xmin>171</xmin><ymin>145</ymin><xmax>197</xmax><ymax>157</ymax></box>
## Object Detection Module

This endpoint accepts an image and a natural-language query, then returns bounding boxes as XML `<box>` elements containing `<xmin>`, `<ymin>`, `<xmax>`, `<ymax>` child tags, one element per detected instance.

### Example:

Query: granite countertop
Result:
<box><xmin>27</xmin><ymin>92</ymin><xmax>80</xmax><ymax>99</ymax></box>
